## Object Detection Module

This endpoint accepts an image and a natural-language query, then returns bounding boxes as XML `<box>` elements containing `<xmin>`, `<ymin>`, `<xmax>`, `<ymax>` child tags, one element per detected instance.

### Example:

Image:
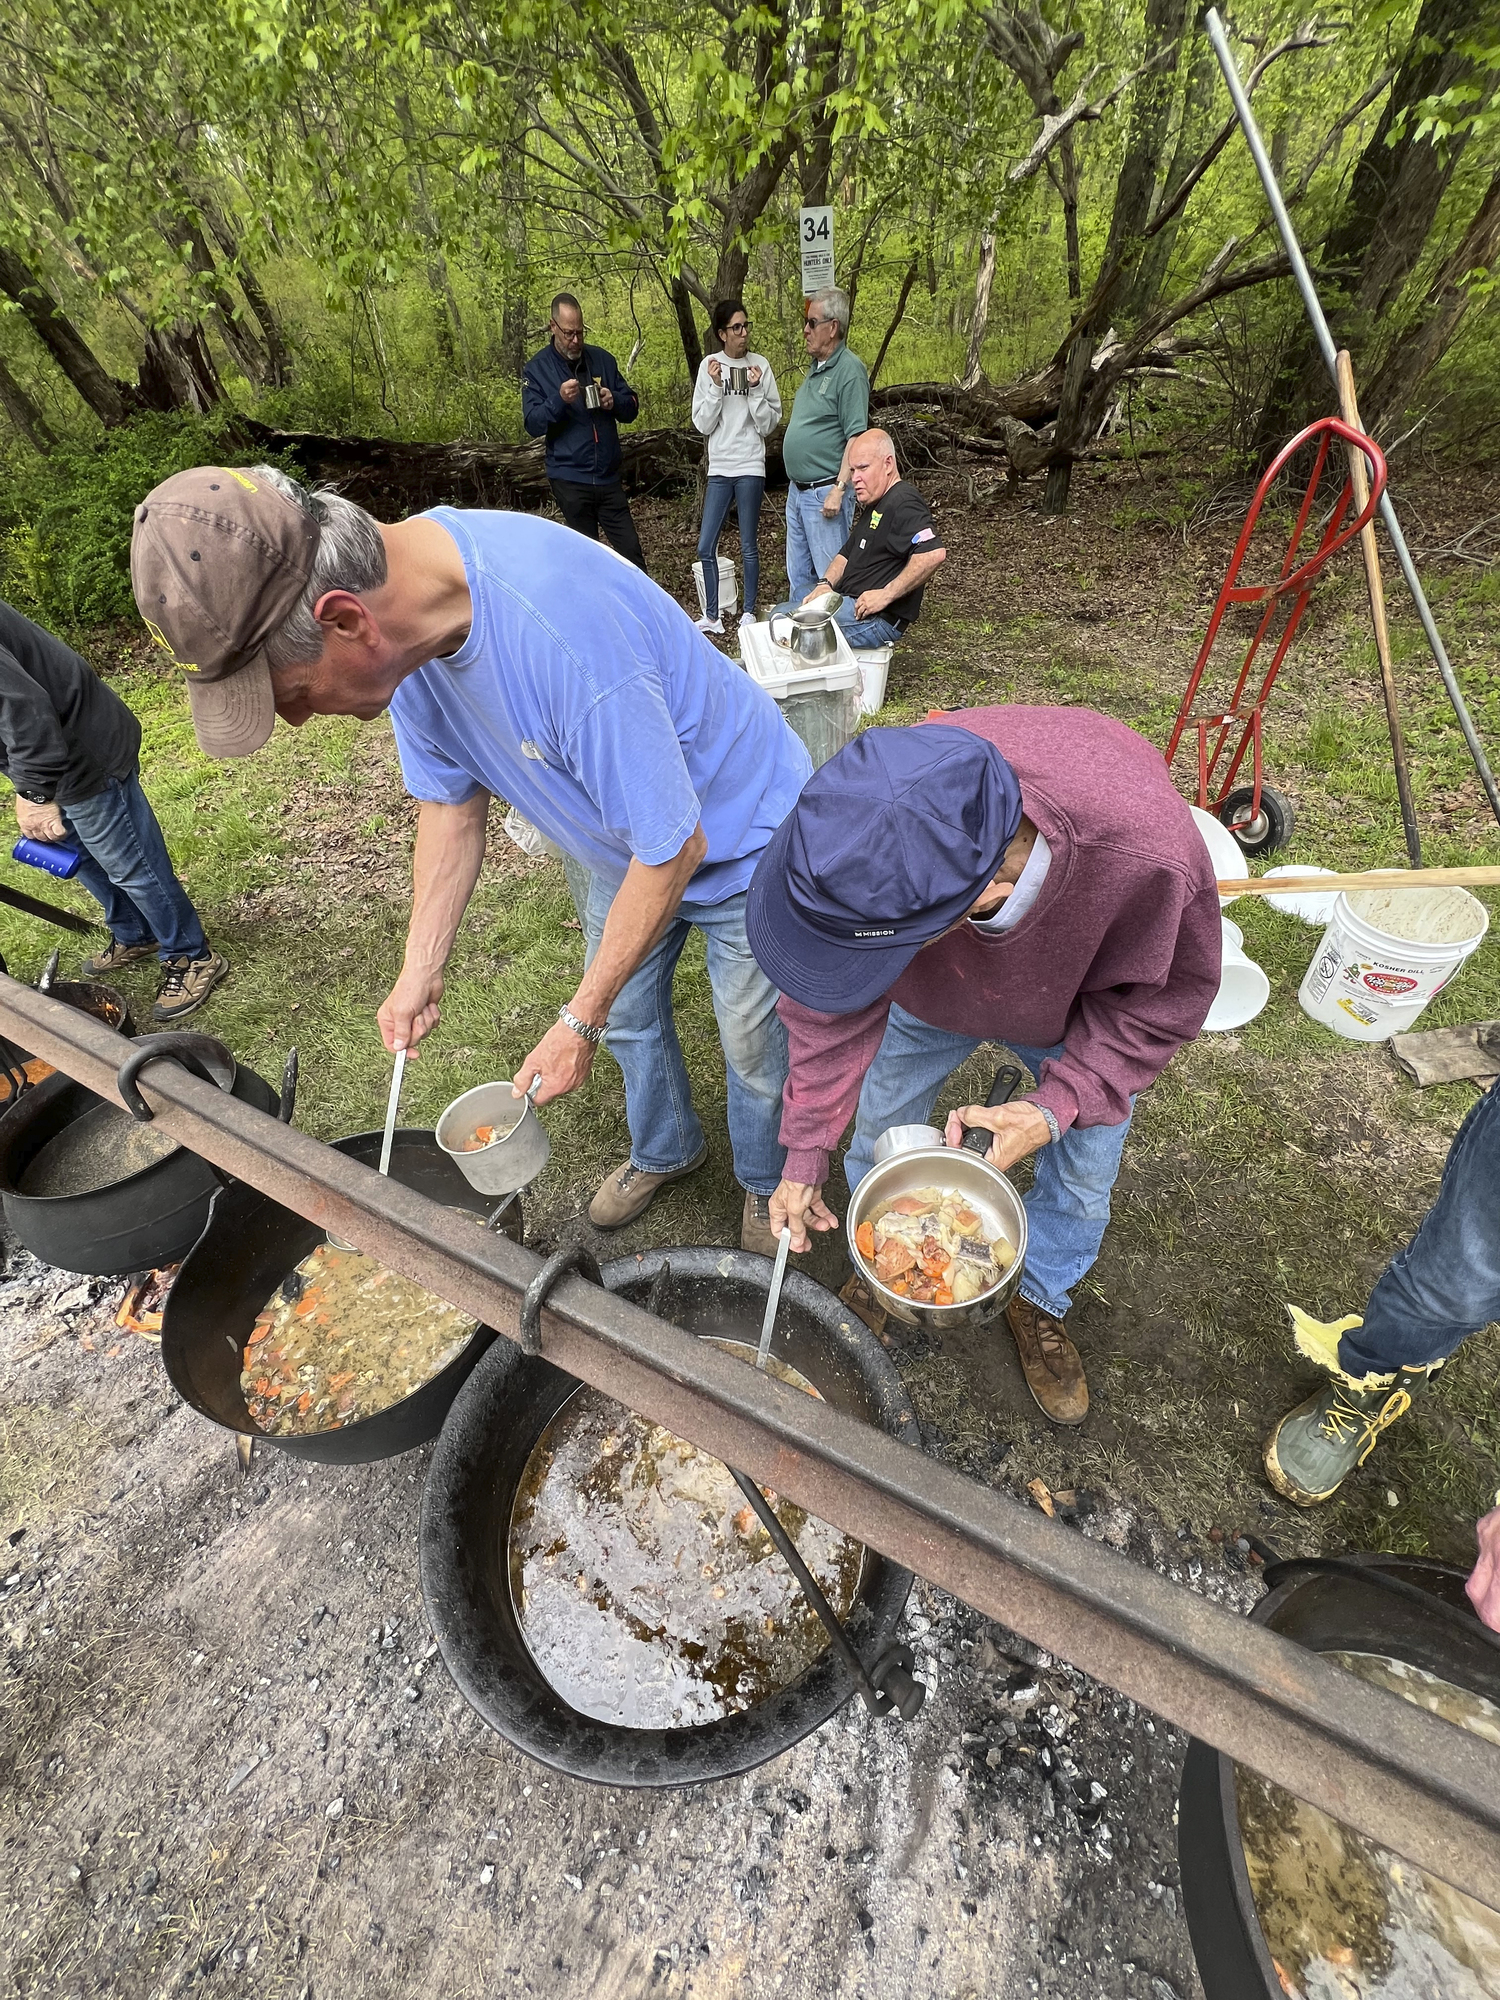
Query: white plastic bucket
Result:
<box><xmin>692</xmin><ymin>557</ymin><xmax>738</xmax><ymax>620</ymax></box>
<box><xmin>852</xmin><ymin>645</ymin><xmax>894</xmax><ymax>716</ymax></box>
<box><xmin>1298</xmin><ymin>885</ymin><xmax>1490</xmax><ymax>1041</ymax></box>
<box><xmin>1188</xmin><ymin>806</ymin><xmax>1247</xmax><ymax>907</ymax></box>
<box><xmin>1202</xmin><ymin>916</ymin><xmax>1270</xmax><ymax>1032</ymax></box>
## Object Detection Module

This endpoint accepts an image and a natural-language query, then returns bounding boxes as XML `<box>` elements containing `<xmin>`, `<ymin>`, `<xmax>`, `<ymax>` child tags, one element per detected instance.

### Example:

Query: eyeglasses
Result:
<box><xmin>803</xmin><ymin>316</ymin><xmax>826</xmax><ymax>331</ymax></box>
<box><xmin>553</xmin><ymin>322</ymin><xmax>585</xmax><ymax>337</ymax></box>
<box><xmin>725</xmin><ymin>321</ymin><xmax>750</xmax><ymax>333</ymax></box>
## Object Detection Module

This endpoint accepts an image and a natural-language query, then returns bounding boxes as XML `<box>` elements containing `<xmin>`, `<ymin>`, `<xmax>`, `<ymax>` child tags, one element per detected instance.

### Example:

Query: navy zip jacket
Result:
<box><xmin>522</xmin><ymin>341</ymin><xmax>640</xmax><ymax>486</ymax></box>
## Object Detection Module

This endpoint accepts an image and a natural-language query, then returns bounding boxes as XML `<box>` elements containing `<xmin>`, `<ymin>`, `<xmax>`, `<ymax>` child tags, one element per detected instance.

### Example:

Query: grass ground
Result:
<box><xmin>3</xmin><ymin>453</ymin><xmax>1497</xmax><ymax>1568</ymax></box>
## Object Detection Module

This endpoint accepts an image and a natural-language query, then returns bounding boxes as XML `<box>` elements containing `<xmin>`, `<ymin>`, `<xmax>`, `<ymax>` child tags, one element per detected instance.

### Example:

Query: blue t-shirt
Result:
<box><xmin>388</xmin><ymin>510</ymin><xmax>812</xmax><ymax>901</ymax></box>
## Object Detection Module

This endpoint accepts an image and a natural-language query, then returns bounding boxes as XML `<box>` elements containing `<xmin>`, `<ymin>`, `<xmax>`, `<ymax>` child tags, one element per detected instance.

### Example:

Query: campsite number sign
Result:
<box><xmin>799</xmin><ymin>206</ymin><xmax>834</xmax><ymax>296</ymax></box>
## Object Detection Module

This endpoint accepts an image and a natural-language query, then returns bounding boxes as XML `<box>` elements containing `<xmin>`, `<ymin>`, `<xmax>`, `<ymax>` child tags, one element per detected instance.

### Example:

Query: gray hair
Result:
<box><xmin>251</xmin><ymin>465</ymin><xmax>388</xmax><ymax>670</ymax></box>
<box><xmin>811</xmin><ymin>288</ymin><xmax>849</xmax><ymax>337</ymax></box>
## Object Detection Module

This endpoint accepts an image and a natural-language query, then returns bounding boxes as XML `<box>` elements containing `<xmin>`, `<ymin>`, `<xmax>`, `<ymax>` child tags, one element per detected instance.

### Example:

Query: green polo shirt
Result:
<box><xmin>782</xmin><ymin>342</ymin><xmax>870</xmax><ymax>487</ymax></box>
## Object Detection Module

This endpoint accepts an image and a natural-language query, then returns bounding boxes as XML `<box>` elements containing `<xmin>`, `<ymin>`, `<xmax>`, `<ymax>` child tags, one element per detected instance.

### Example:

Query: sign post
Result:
<box><xmin>799</xmin><ymin>205</ymin><xmax>834</xmax><ymax>298</ymax></box>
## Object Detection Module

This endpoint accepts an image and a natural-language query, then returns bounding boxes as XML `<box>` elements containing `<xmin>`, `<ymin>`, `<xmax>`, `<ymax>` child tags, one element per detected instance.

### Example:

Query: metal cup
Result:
<box><xmin>725</xmin><ymin>365</ymin><xmax>749</xmax><ymax>396</ymax></box>
<box><xmin>436</xmin><ymin>1077</ymin><xmax>550</xmax><ymax>1197</ymax></box>
<box><xmin>582</xmin><ymin>381</ymin><xmax>603</xmax><ymax>411</ymax></box>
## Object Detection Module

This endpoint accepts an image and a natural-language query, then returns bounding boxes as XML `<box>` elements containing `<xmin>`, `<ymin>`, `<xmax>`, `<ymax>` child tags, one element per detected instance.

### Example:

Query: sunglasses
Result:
<box><xmin>803</xmin><ymin>316</ymin><xmax>827</xmax><ymax>330</ymax></box>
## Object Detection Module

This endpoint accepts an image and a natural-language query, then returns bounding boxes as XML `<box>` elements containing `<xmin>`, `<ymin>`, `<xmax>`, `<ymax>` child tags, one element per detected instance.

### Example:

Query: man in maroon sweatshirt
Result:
<box><xmin>745</xmin><ymin>711</ymin><xmax>1221</xmax><ymax>1423</ymax></box>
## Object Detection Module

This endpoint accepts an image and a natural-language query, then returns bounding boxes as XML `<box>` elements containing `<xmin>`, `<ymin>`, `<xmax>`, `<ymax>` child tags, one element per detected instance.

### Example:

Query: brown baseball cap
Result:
<box><xmin>130</xmin><ymin>465</ymin><xmax>320</xmax><ymax>758</ymax></box>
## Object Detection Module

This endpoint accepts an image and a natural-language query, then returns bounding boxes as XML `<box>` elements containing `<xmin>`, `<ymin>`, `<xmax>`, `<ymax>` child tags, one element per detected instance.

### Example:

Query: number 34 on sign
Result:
<box><xmin>799</xmin><ymin>206</ymin><xmax>834</xmax><ymax>296</ymax></box>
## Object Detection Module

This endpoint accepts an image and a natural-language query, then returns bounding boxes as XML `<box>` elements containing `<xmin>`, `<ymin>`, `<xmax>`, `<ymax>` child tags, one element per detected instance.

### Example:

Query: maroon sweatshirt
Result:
<box><xmin>777</xmin><ymin>706</ymin><xmax>1222</xmax><ymax>1187</ymax></box>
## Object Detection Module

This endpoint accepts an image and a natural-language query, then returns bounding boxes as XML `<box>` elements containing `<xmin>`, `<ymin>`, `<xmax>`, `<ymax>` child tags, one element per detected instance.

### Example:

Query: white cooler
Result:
<box><xmin>740</xmin><ymin>620</ymin><xmax>861</xmax><ymax>769</ymax></box>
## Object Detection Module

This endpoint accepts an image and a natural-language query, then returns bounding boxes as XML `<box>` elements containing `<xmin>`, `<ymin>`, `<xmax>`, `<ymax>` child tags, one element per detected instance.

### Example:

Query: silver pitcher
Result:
<box><xmin>768</xmin><ymin>595</ymin><xmax>843</xmax><ymax>665</ymax></box>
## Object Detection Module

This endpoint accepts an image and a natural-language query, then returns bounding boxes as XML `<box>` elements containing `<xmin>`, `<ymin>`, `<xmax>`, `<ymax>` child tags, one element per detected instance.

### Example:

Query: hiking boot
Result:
<box><xmin>151</xmin><ymin>950</ymin><xmax>229</xmax><ymax>1023</ymax></box>
<box><xmin>83</xmin><ymin>937</ymin><xmax>159</xmax><ymax>977</ymax></box>
<box><xmin>1006</xmin><ymin>1296</ymin><xmax>1089</xmax><ymax>1425</ymax></box>
<box><xmin>588</xmin><ymin>1146</ymin><xmax>709</xmax><ymax>1229</ymax></box>
<box><xmin>741</xmin><ymin>1191</ymin><xmax>780</xmax><ymax>1258</ymax></box>
<box><xmin>1264</xmin><ymin>1370</ymin><xmax>1428</xmax><ymax>1506</ymax></box>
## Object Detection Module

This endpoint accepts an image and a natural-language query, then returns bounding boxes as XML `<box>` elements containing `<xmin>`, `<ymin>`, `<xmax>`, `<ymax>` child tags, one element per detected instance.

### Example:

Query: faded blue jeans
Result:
<box><xmin>843</xmin><ymin>1002</ymin><xmax>1135</xmax><ymax>1320</ymax></box>
<box><xmin>565</xmin><ymin>859</ymin><xmax>788</xmax><ymax>1194</ymax></box>
<box><xmin>698</xmin><ymin>475</ymin><xmax>765</xmax><ymax>619</ymax></box>
<box><xmin>784</xmin><ymin>481</ymin><xmax>855</xmax><ymax>602</ymax></box>
<box><xmin>62</xmin><ymin>770</ymin><xmax>207</xmax><ymax>962</ymax></box>
<box><xmin>1342</xmin><ymin>1081</ymin><xmax>1500</xmax><ymax>1377</ymax></box>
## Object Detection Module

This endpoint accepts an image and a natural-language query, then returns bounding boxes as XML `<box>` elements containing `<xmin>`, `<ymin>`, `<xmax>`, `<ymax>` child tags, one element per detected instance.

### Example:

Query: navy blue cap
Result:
<box><xmin>746</xmin><ymin>725</ymin><xmax>1023</xmax><ymax>1013</ymax></box>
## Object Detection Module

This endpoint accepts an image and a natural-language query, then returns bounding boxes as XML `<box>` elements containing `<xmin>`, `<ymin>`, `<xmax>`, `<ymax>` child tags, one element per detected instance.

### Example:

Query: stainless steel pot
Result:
<box><xmin>848</xmin><ymin>1065</ymin><xmax>1028</xmax><ymax>1331</ymax></box>
<box><xmin>769</xmin><ymin>598</ymin><xmax>843</xmax><ymax>664</ymax></box>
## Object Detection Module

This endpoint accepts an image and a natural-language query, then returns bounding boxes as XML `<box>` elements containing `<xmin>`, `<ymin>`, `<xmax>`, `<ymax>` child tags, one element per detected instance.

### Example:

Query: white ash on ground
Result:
<box><xmin>2</xmin><ymin>1231</ymin><xmax>1274</xmax><ymax>2000</ymax></box>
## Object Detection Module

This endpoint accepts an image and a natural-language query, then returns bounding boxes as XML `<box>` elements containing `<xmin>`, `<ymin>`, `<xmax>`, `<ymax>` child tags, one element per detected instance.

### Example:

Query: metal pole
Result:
<box><xmin>5</xmin><ymin>973</ymin><xmax>1500</xmax><ymax>1907</ymax></box>
<box><xmin>1204</xmin><ymin>7</ymin><xmax>1500</xmax><ymax>831</ymax></box>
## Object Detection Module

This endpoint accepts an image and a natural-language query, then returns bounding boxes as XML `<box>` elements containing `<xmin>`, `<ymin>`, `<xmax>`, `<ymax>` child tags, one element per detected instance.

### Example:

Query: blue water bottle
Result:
<box><xmin>12</xmin><ymin>837</ymin><xmax>83</xmax><ymax>879</ymax></box>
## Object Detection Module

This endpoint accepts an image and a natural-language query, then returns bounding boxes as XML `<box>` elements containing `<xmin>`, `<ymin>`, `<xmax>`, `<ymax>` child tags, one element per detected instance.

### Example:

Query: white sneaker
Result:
<box><xmin>696</xmin><ymin>615</ymin><xmax>724</xmax><ymax>635</ymax></box>
<box><xmin>739</xmin><ymin>611</ymin><xmax>757</xmax><ymax>629</ymax></box>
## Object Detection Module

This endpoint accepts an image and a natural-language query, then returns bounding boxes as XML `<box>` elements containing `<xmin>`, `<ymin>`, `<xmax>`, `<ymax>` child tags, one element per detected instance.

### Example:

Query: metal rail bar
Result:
<box><xmin>1204</xmin><ymin>6</ymin><xmax>1500</xmax><ymax>831</ymax></box>
<box><xmin>4</xmin><ymin>973</ymin><xmax>1500</xmax><ymax>1906</ymax></box>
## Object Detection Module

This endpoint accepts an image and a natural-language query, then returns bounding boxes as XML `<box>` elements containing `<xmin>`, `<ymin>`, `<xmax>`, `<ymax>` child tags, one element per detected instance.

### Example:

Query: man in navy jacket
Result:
<box><xmin>522</xmin><ymin>293</ymin><xmax>647</xmax><ymax>570</ymax></box>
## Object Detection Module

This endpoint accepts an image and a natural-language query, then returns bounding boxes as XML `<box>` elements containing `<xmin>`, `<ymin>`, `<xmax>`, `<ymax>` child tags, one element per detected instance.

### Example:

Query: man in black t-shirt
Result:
<box><xmin>802</xmin><ymin>430</ymin><xmax>946</xmax><ymax>646</ymax></box>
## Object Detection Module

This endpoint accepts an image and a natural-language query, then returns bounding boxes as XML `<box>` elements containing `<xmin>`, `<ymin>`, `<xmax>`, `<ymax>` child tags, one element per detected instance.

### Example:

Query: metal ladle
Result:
<box><xmin>328</xmin><ymin>1046</ymin><xmax>406</xmax><ymax>1252</ymax></box>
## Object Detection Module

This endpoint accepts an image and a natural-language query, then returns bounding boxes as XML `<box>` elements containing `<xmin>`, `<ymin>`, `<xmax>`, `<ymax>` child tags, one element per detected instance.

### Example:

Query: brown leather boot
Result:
<box><xmin>740</xmin><ymin>1191</ymin><xmax>780</xmax><ymax>1258</ymax></box>
<box><xmin>1006</xmin><ymin>1296</ymin><xmax>1089</xmax><ymax>1425</ymax></box>
<box><xmin>588</xmin><ymin>1146</ymin><xmax>709</xmax><ymax>1229</ymax></box>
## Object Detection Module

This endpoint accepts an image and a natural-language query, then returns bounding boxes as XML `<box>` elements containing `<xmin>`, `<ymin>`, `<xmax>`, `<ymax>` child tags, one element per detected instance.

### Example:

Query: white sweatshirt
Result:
<box><xmin>691</xmin><ymin>352</ymin><xmax>782</xmax><ymax>478</ymax></box>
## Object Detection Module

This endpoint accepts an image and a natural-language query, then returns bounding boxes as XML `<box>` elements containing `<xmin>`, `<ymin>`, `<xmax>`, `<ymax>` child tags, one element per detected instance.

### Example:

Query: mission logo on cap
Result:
<box><xmin>130</xmin><ymin>465</ymin><xmax>319</xmax><ymax>758</ymax></box>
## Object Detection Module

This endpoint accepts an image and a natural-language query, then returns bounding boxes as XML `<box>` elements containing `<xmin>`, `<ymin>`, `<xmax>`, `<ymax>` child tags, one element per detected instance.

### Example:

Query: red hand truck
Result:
<box><xmin>1164</xmin><ymin>416</ymin><xmax>1386</xmax><ymax>855</ymax></box>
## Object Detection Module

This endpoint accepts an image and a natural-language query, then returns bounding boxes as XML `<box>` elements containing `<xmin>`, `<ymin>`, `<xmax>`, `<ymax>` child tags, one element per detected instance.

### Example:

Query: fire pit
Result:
<box><xmin>419</xmin><ymin>1246</ymin><xmax>920</xmax><ymax>1788</ymax></box>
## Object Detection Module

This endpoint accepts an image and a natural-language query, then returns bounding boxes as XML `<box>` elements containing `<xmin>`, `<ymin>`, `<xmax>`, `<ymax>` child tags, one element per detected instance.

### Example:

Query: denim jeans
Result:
<box><xmin>834</xmin><ymin>601</ymin><xmax>904</xmax><ymax>649</ymax></box>
<box><xmin>784</xmin><ymin>482</ymin><xmax>855</xmax><ymax>602</ymax></box>
<box><xmin>61</xmin><ymin>770</ymin><xmax>207</xmax><ymax>962</ymax></box>
<box><xmin>843</xmin><ymin>1002</ymin><xmax>1134</xmax><ymax>1319</ymax></box>
<box><xmin>698</xmin><ymin>476</ymin><xmax>765</xmax><ymax>619</ymax></box>
<box><xmin>1343</xmin><ymin>1082</ymin><xmax>1500</xmax><ymax>1376</ymax></box>
<box><xmin>566</xmin><ymin>860</ymin><xmax>788</xmax><ymax>1194</ymax></box>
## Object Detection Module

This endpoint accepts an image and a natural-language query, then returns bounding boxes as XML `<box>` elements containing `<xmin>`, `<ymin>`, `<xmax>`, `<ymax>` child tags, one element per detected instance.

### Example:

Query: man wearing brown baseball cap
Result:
<box><xmin>130</xmin><ymin>462</ymin><xmax>812</xmax><ymax>1255</ymax></box>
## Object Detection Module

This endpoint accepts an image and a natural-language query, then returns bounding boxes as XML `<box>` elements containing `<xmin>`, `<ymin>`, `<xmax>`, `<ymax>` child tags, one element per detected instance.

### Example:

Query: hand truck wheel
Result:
<box><xmin>1218</xmin><ymin>784</ymin><xmax>1295</xmax><ymax>857</ymax></box>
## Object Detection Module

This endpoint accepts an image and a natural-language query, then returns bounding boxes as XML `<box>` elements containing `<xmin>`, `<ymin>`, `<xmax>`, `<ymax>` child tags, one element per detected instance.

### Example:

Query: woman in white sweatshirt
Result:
<box><xmin>691</xmin><ymin>298</ymin><xmax>782</xmax><ymax>632</ymax></box>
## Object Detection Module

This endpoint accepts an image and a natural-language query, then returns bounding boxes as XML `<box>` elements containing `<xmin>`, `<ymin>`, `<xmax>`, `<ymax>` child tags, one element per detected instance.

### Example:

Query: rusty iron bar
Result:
<box><xmin>5</xmin><ymin>972</ymin><xmax>1500</xmax><ymax>1906</ymax></box>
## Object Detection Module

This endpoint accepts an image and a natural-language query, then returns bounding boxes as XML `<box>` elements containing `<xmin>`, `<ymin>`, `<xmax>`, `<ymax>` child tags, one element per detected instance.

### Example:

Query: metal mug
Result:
<box><xmin>582</xmin><ymin>381</ymin><xmax>603</xmax><ymax>411</ymax></box>
<box><xmin>436</xmin><ymin>1075</ymin><xmax>550</xmax><ymax>1197</ymax></box>
<box><xmin>725</xmin><ymin>364</ymin><xmax>749</xmax><ymax>396</ymax></box>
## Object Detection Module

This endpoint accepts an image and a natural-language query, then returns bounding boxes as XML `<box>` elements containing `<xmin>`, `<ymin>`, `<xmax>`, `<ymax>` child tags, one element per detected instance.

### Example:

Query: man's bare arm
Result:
<box><xmin>852</xmin><ymin>547</ymin><xmax>945</xmax><ymax>618</ymax></box>
<box><xmin>516</xmin><ymin>825</ymin><xmax>708</xmax><ymax>1103</ymax></box>
<box><xmin>378</xmin><ymin>793</ymin><xmax>491</xmax><ymax>1052</ymax></box>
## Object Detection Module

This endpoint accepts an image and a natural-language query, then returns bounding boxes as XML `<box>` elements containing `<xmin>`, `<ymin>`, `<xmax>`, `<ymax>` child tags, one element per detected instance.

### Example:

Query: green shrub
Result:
<box><xmin>0</xmin><ymin>413</ymin><xmax>294</xmax><ymax>635</ymax></box>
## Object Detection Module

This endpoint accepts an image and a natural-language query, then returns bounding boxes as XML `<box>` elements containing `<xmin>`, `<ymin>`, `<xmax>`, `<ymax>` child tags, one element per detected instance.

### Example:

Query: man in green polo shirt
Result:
<box><xmin>781</xmin><ymin>289</ymin><xmax>870</xmax><ymax>601</ymax></box>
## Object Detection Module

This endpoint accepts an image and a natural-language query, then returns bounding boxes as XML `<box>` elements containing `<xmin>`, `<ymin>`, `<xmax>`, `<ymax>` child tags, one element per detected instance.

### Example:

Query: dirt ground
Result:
<box><xmin>1</xmin><ymin>454</ymin><xmax>1498</xmax><ymax>1998</ymax></box>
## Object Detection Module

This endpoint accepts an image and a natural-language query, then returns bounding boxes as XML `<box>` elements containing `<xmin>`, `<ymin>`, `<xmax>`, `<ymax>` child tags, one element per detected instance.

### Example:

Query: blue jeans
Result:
<box><xmin>834</xmin><ymin>601</ymin><xmax>903</xmax><ymax>650</ymax></box>
<box><xmin>1344</xmin><ymin>1083</ymin><xmax>1500</xmax><ymax>1376</ymax></box>
<box><xmin>698</xmin><ymin>476</ymin><xmax>765</xmax><ymax>619</ymax></box>
<box><xmin>843</xmin><ymin>1003</ymin><xmax>1134</xmax><ymax>1319</ymax></box>
<box><xmin>566</xmin><ymin>860</ymin><xmax>788</xmax><ymax>1194</ymax></box>
<box><xmin>62</xmin><ymin>771</ymin><xmax>206</xmax><ymax>962</ymax></box>
<box><xmin>784</xmin><ymin>482</ymin><xmax>855</xmax><ymax>602</ymax></box>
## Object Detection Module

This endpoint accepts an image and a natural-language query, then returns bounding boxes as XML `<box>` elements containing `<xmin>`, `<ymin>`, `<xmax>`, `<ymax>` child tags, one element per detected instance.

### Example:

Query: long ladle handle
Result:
<box><xmin>755</xmin><ymin>1224</ymin><xmax>793</xmax><ymax>1369</ymax></box>
<box><xmin>378</xmin><ymin>1046</ymin><xmax>407</xmax><ymax>1178</ymax></box>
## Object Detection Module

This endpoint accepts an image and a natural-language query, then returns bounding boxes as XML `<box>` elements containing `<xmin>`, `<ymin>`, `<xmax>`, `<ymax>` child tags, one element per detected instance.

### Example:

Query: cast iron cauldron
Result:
<box><xmin>420</xmin><ymin>1246</ymin><xmax>921</xmax><ymax>1788</ymax></box>
<box><xmin>0</xmin><ymin>1046</ymin><xmax>283</xmax><ymax>1276</ymax></box>
<box><xmin>161</xmin><ymin>1129</ymin><xmax>523</xmax><ymax>1465</ymax></box>
<box><xmin>1178</xmin><ymin>1553</ymin><xmax>1500</xmax><ymax>2000</ymax></box>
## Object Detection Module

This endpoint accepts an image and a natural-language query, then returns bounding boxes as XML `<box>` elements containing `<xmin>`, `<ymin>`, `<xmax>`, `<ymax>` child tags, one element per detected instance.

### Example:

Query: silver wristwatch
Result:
<box><xmin>558</xmin><ymin>1003</ymin><xmax>604</xmax><ymax>1045</ymax></box>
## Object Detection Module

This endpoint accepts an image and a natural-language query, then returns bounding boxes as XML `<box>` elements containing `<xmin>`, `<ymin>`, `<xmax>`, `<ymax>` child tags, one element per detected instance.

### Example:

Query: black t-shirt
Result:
<box><xmin>836</xmin><ymin>479</ymin><xmax>944</xmax><ymax>625</ymax></box>
<box><xmin>0</xmin><ymin>600</ymin><xmax>140</xmax><ymax>806</ymax></box>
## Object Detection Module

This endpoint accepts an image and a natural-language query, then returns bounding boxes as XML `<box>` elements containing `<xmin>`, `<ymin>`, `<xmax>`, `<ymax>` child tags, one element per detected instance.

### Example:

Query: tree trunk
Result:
<box><xmin>870</xmin><ymin>254</ymin><xmax>921</xmax><ymax>389</ymax></box>
<box><xmin>1125</xmin><ymin>28</ymin><xmax>1217</xmax><ymax>323</ymax></box>
<box><xmin>669</xmin><ymin>274</ymin><xmax>703</xmax><ymax>380</ymax></box>
<box><xmin>0</xmin><ymin>246</ymin><xmax>131</xmax><ymax>426</ymax></box>
<box><xmin>1256</xmin><ymin>0</ymin><xmax>1484</xmax><ymax>446</ymax></box>
<box><xmin>497</xmin><ymin>156</ymin><xmax>530</xmax><ymax>378</ymax></box>
<box><xmin>962</xmin><ymin>234</ymin><xmax>997</xmax><ymax>388</ymax></box>
<box><xmin>201</xmin><ymin>204</ymin><xmax>291</xmax><ymax>388</ymax></box>
<box><xmin>0</xmin><ymin>353</ymin><xmax>56</xmax><ymax>452</ymax></box>
<box><xmin>800</xmin><ymin>0</ymin><xmax>843</xmax><ymax>208</ymax></box>
<box><xmin>1363</xmin><ymin>170</ymin><xmax>1500</xmax><ymax>433</ymax></box>
<box><xmin>136</xmin><ymin>322</ymin><xmax>225</xmax><ymax>415</ymax></box>
<box><xmin>1043</xmin><ymin>0</ymin><xmax>1190</xmax><ymax>512</ymax></box>
<box><xmin>166</xmin><ymin>217</ymin><xmax>270</xmax><ymax>387</ymax></box>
